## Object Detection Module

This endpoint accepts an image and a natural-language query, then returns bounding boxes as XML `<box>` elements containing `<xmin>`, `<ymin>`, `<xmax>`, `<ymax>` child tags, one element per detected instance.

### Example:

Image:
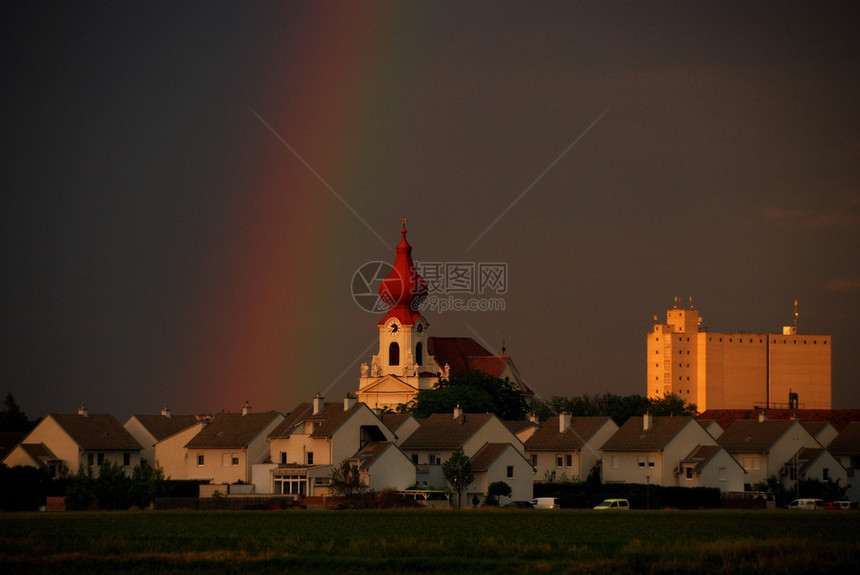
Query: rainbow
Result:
<box><xmin>170</xmin><ymin>4</ymin><xmax>425</xmax><ymax>414</ymax></box>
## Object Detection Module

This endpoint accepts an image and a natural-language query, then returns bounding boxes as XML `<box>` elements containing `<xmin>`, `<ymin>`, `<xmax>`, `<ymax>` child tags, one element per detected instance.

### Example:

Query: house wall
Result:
<box><xmin>802</xmin><ymin>452</ymin><xmax>847</xmax><ymax>486</ymax></box>
<box><xmin>17</xmin><ymin>416</ymin><xmax>80</xmax><ymax>472</ymax></box>
<box><xmin>467</xmin><ymin>447</ymin><xmax>533</xmax><ymax>504</ymax></box>
<box><xmin>603</xmin><ymin>451</ymin><xmax>664</xmax><ymax>485</ymax></box>
<box><xmin>123</xmin><ymin>417</ymin><xmax>157</xmax><ymax>467</ymax></box>
<box><xmin>331</xmin><ymin>407</ymin><xmax>397</xmax><ymax>465</ymax></box>
<box><xmin>661</xmin><ymin>421</ymin><xmax>717</xmax><ymax>484</ymax></box>
<box><xmin>363</xmin><ymin>446</ymin><xmax>415</xmax><ymax>492</ymax></box>
<box><xmin>2</xmin><ymin>446</ymin><xmax>41</xmax><ymax>469</ymax></box>
<box><xmin>251</xmin><ymin>462</ymin><xmax>278</xmax><ymax>494</ymax></box>
<box><xmin>582</xmin><ymin>421</ymin><xmax>619</xmax><ymax>479</ymax></box>
<box><xmin>699</xmin><ymin>450</ymin><xmax>746</xmax><ymax>493</ymax></box>
<box><xmin>530</xmin><ymin>451</ymin><xmax>581</xmax><ymax>483</ymax></box>
<box><xmin>154</xmin><ymin>423</ymin><xmax>205</xmax><ymax>480</ymax></box>
<box><xmin>187</xmin><ymin>449</ymin><xmax>249</xmax><ymax>484</ymax></box>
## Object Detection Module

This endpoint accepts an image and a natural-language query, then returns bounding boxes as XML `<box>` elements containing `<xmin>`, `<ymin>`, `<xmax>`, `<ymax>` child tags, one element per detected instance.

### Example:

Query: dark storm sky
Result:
<box><xmin>3</xmin><ymin>2</ymin><xmax>858</xmax><ymax>419</ymax></box>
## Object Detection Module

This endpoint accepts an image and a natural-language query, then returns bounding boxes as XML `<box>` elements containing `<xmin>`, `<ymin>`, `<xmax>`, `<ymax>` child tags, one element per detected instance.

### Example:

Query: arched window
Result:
<box><xmin>415</xmin><ymin>342</ymin><xmax>423</xmax><ymax>365</ymax></box>
<box><xmin>388</xmin><ymin>342</ymin><xmax>400</xmax><ymax>366</ymax></box>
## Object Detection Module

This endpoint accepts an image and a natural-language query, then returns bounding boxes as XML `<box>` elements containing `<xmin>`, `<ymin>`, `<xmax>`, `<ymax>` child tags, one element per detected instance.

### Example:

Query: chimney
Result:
<box><xmin>559</xmin><ymin>412</ymin><xmax>571</xmax><ymax>432</ymax></box>
<box><xmin>344</xmin><ymin>393</ymin><xmax>357</xmax><ymax>412</ymax></box>
<box><xmin>161</xmin><ymin>405</ymin><xmax>171</xmax><ymax>418</ymax></box>
<box><xmin>313</xmin><ymin>393</ymin><xmax>323</xmax><ymax>415</ymax></box>
<box><xmin>242</xmin><ymin>401</ymin><xmax>251</xmax><ymax>416</ymax></box>
<box><xmin>758</xmin><ymin>411</ymin><xmax>767</xmax><ymax>423</ymax></box>
<box><xmin>453</xmin><ymin>404</ymin><xmax>463</xmax><ymax>419</ymax></box>
<box><xmin>643</xmin><ymin>412</ymin><xmax>653</xmax><ymax>430</ymax></box>
<box><xmin>78</xmin><ymin>403</ymin><xmax>88</xmax><ymax>417</ymax></box>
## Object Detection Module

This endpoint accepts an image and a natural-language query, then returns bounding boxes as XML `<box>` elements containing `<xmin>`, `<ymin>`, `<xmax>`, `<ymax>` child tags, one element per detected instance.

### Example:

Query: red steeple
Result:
<box><xmin>378</xmin><ymin>219</ymin><xmax>428</xmax><ymax>325</ymax></box>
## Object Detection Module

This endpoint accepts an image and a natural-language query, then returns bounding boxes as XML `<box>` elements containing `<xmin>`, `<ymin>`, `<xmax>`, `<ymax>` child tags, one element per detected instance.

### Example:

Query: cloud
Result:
<box><xmin>826</xmin><ymin>278</ymin><xmax>860</xmax><ymax>293</ymax></box>
<box><xmin>764</xmin><ymin>198</ymin><xmax>860</xmax><ymax>228</ymax></box>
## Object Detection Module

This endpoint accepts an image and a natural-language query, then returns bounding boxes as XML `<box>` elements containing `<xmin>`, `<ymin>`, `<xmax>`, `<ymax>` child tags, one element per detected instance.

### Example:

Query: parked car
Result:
<box><xmin>593</xmin><ymin>498</ymin><xmax>630</xmax><ymax>510</ymax></box>
<box><xmin>504</xmin><ymin>500</ymin><xmax>534</xmax><ymax>509</ymax></box>
<box><xmin>531</xmin><ymin>497</ymin><xmax>560</xmax><ymax>509</ymax></box>
<box><xmin>825</xmin><ymin>500</ymin><xmax>857</xmax><ymax>510</ymax></box>
<box><xmin>786</xmin><ymin>498</ymin><xmax>824</xmax><ymax>510</ymax></box>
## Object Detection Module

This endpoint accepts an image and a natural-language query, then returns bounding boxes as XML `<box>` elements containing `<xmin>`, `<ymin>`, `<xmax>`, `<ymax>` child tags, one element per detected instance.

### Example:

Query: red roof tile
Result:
<box><xmin>51</xmin><ymin>414</ymin><xmax>142</xmax><ymax>450</ymax></box>
<box><xmin>185</xmin><ymin>411</ymin><xmax>281</xmax><ymax>449</ymax></box>
<box><xmin>525</xmin><ymin>417</ymin><xmax>611</xmax><ymax>451</ymax></box>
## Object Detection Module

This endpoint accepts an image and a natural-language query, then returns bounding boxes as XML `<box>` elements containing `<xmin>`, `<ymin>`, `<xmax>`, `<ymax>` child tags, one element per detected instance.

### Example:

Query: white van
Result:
<box><xmin>786</xmin><ymin>498</ymin><xmax>824</xmax><ymax>510</ymax></box>
<box><xmin>531</xmin><ymin>497</ymin><xmax>560</xmax><ymax>509</ymax></box>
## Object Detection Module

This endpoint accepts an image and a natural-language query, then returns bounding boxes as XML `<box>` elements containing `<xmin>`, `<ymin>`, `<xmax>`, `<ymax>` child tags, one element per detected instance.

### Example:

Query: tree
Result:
<box><xmin>486</xmin><ymin>481</ymin><xmax>512</xmax><ymax>506</ymax></box>
<box><xmin>442</xmin><ymin>448</ymin><xmax>474</xmax><ymax>509</ymax></box>
<box><xmin>0</xmin><ymin>392</ymin><xmax>37</xmax><ymax>431</ymax></box>
<box><xmin>328</xmin><ymin>460</ymin><xmax>368</xmax><ymax>498</ymax></box>
<box><xmin>404</xmin><ymin>370</ymin><xmax>529</xmax><ymax>420</ymax></box>
<box><xmin>530</xmin><ymin>392</ymin><xmax>696</xmax><ymax>425</ymax></box>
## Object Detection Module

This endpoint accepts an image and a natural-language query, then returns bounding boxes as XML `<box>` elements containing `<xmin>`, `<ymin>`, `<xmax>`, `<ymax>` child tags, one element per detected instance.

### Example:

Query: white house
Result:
<box><xmin>347</xmin><ymin>441</ymin><xmax>416</xmax><ymax>493</ymax></box>
<box><xmin>399</xmin><ymin>407</ymin><xmax>527</xmax><ymax>504</ymax></box>
<box><xmin>676</xmin><ymin>444</ymin><xmax>746</xmax><ymax>493</ymax></box>
<box><xmin>717</xmin><ymin>417</ymin><xmax>821</xmax><ymax>490</ymax></box>
<box><xmin>262</xmin><ymin>395</ymin><xmax>399</xmax><ymax>497</ymax></box>
<box><xmin>2</xmin><ymin>406</ymin><xmax>142</xmax><ymax>477</ymax></box>
<box><xmin>184</xmin><ymin>405</ymin><xmax>283</xmax><ymax>487</ymax></box>
<box><xmin>123</xmin><ymin>407</ymin><xmax>202</xmax><ymax>470</ymax></box>
<box><xmin>600</xmin><ymin>414</ymin><xmax>717</xmax><ymax>487</ymax></box>
<box><xmin>467</xmin><ymin>442</ymin><xmax>534</xmax><ymax>505</ymax></box>
<box><xmin>524</xmin><ymin>414</ymin><xmax>618</xmax><ymax>483</ymax></box>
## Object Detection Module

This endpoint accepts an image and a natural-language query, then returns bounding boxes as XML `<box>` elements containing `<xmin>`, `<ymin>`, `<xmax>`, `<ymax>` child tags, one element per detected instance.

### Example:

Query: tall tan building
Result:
<box><xmin>647</xmin><ymin>301</ymin><xmax>831</xmax><ymax>410</ymax></box>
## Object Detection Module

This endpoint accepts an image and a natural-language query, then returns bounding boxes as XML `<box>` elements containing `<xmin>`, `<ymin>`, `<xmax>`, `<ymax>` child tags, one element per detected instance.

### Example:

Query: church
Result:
<box><xmin>355</xmin><ymin>221</ymin><xmax>531</xmax><ymax>411</ymax></box>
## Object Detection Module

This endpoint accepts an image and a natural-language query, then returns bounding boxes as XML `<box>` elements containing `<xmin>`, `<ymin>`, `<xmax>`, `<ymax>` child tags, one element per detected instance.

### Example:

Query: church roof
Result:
<box><xmin>378</xmin><ymin>222</ymin><xmax>427</xmax><ymax>326</ymax></box>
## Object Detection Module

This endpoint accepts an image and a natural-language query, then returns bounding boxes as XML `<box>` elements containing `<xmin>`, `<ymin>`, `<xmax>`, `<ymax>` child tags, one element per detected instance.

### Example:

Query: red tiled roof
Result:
<box><xmin>268</xmin><ymin>402</ymin><xmax>362</xmax><ymax>439</ymax></box>
<box><xmin>129</xmin><ymin>414</ymin><xmax>201</xmax><ymax>441</ymax></box>
<box><xmin>351</xmin><ymin>441</ymin><xmax>394</xmax><ymax>470</ymax></box>
<box><xmin>51</xmin><ymin>414</ymin><xmax>142</xmax><ymax>450</ymax></box>
<box><xmin>469</xmin><ymin>443</ymin><xmax>510</xmax><ymax>471</ymax></box>
<box><xmin>380</xmin><ymin>413</ymin><xmax>413</xmax><ymax>433</ymax></box>
<box><xmin>679</xmin><ymin>444</ymin><xmax>721</xmax><ymax>473</ymax></box>
<box><xmin>698</xmin><ymin>409</ymin><xmax>860</xmax><ymax>431</ymax></box>
<box><xmin>525</xmin><ymin>417</ymin><xmax>611</xmax><ymax>451</ymax></box>
<box><xmin>601</xmin><ymin>416</ymin><xmax>697</xmax><ymax>452</ymax></box>
<box><xmin>717</xmin><ymin>419</ymin><xmax>796</xmax><ymax>454</ymax></box>
<box><xmin>828</xmin><ymin>422</ymin><xmax>860</xmax><ymax>456</ymax></box>
<box><xmin>401</xmin><ymin>413</ymin><xmax>495</xmax><ymax>450</ymax></box>
<box><xmin>185</xmin><ymin>411</ymin><xmax>281</xmax><ymax>449</ymax></box>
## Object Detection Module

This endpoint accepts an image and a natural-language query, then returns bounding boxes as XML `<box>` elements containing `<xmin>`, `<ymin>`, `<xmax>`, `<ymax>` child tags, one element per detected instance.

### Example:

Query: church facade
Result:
<box><xmin>356</xmin><ymin>222</ymin><xmax>530</xmax><ymax>411</ymax></box>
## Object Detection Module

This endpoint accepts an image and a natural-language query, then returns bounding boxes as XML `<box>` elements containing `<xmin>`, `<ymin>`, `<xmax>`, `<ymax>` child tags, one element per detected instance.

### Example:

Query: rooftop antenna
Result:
<box><xmin>793</xmin><ymin>300</ymin><xmax>799</xmax><ymax>334</ymax></box>
<box><xmin>501</xmin><ymin>339</ymin><xmax>506</xmax><ymax>354</ymax></box>
<box><xmin>689</xmin><ymin>296</ymin><xmax>694</xmax><ymax>310</ymax></box>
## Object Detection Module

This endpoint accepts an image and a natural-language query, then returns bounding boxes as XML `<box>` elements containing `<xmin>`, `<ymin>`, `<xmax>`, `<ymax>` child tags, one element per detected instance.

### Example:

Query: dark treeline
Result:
<box><xmin>529</xmin><ymin>392</ymin><xmax>697</xmax><ymax>425</ymax></box>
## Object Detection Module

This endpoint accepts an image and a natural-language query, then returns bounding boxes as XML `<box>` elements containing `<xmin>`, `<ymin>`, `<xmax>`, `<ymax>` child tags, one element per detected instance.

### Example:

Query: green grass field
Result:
<box><xmin>2</xmin><ymin>509</ymin><xmax>859</xmax><ymax>574</ymax></box>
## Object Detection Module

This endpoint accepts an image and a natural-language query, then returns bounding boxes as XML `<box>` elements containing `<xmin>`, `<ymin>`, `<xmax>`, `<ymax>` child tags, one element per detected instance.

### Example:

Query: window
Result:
<box><xmin>197</xmin><ymin>454</ymin><xmax>204</xmax><ymax>466</ymax></box>
<box><xmin>307</xmin><ymin>451</ymin><xmax>314</xmax><ymax>465</ymax></box>
<box><xmin>823</xmin><ymin>468</ymin><xmax>830</xmax><ymax>481</ymax></box>
<box><xmin>686</xmin><ymin>467</ymin><xmax>693</xmax><ymax>479</ymax></box>
<box><xmin>412</xmin><ymin>453</ymin><xmax>419</xmax><ymax>464</ymax></box>
<box><xmin>123</xmin><ymin>453</ymin><xmax>130</xmax><ymax>467</ymax></box>
<box><xmin>415</xmin><ymin>342</ymin><xmax>423</xmax><ymax>365</ymax></box>
<box><xmin>232</xmin><ymin>455</ymin><xmax>239</xmax><ymax>466</ymax></box>
<box><xmin>388</xmin><ymin>342</ymin><xmax>400</xmax><ymax>365</ymax></box>
<box><xmin>556</xmin><ymin>455</ymin><xmax>564</xmax><ymax>468</ymax></box>
<box><xmin>565</xmin><ymin>454</ymin><xmax>573</xmax><ymax>467</ymax></box>
<box><xmin>611</xmin><ymin>455</ymin><xmax>619</xmax><ymax>469</ymax></box>
<box><xmin>280</xmin><ymin>452</ymin><xmax>287</xmax><ymax>465</ymax></box>
<box><xmin>531</xmin><ymin>454</ymin><xmax>538</xmax><ymax>467</ymax></box>
<box><xmin>97</xmin><ymin>453</ymin><xmax>104</xmax><ymax>465</ymax></box>
<box><xmin>648</xmin><ymin>458</ymin><xmax>655</xmax><ymax>468</ymax></box>
<box><xmin>507</xmin><ymin>466</ymin><xmax>514</xmax><ymax>478</ymax></box>
<box><xmin>638</xmin><ymin>456</ymin><xmax>646</xmax><ymax>468</ymax></box>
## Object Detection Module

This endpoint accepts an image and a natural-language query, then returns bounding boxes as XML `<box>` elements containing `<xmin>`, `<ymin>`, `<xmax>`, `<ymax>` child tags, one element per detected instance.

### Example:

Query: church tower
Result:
<box><xmin>357</xmin><ymin>221</ymin><xmax>442</xmax><ymax>410</ymax></box>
